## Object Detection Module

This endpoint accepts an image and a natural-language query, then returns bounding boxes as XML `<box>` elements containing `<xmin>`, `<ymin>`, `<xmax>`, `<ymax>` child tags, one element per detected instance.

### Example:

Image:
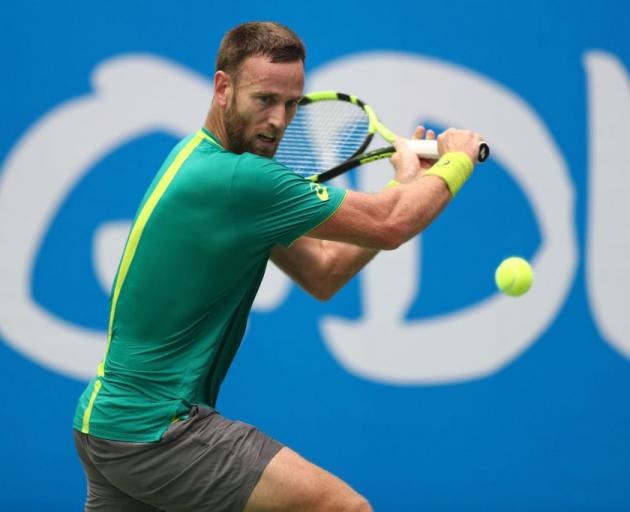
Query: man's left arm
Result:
<box><xmin>270</xmin><ymin>238</ymin><xmax>378</xmax><ymax>301</ymax></box>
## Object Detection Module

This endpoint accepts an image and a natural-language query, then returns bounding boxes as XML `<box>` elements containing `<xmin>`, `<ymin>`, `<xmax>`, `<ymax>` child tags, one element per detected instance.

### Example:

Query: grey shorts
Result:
<box><xmin>73</xmin><ymin>406</ymin><xmax>283</xmax><ymax>512</ymax></box>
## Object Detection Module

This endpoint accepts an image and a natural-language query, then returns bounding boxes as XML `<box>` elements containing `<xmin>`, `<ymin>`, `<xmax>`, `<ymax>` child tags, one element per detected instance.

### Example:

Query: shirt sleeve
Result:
<box><xmin>230</xmin><ymin>152</ymin><xmax>347</xmax><ymax>247</ymax></box>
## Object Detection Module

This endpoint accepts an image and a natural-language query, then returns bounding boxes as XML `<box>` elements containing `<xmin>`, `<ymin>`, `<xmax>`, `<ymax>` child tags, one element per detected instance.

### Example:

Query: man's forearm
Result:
<box><xmin>271</xmin><ymin>238</ymin><xmax>378</xmax><ymax>301</ymax></box>
<box><xmin>370</xmin><ymin>150</ymin><xmax>474</xmax><ymax>248</ymax></box>
<box><xmin>378</xmin><ymin>174</ymin><xmax>452</xmax><ymax>247</ymax></box>
<box><xmin>309</xmin><ymin>165</ymin><xmax>458</xmax><ymax>251</ymax></box>
<box><xmin>316</xmin><ymin>240</ymin><xmax>379</xmax><ymax>300</ymax></box>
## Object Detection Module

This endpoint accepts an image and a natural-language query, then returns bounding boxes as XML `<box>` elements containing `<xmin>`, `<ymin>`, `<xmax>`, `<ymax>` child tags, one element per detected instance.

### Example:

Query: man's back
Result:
<box><xmin>73</xmin><ymin>129</ymin><xmax>345</xmax><ymax>442</ymax></box>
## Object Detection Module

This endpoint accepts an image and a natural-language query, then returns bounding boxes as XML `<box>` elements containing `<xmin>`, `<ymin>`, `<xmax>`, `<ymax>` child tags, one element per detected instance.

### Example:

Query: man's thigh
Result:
<box><xmin>75</xmin><ymin>406</ymin><xmax>283</xmax><ymax>512</ymax></box>
<box><xmin>244</xmin><ymin>447</ymin><xmax>371</xmax><ymax>512</ymax></box>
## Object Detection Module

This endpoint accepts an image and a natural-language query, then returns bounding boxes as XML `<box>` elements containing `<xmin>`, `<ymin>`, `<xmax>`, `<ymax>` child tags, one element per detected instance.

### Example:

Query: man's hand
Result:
<box><xmin>437</xmin><ymin>127</ymin><xmax>483</xmax><ymax>164</ymax></box>
<box><xmin>414</xmin><ymin>126</ymin><xmax>438</xmax><ymax>170</ymax></box>
<box><xmin>389</xmin><ymin>125</ymin><xmax>437</xmax><ymax>184</ymax></box>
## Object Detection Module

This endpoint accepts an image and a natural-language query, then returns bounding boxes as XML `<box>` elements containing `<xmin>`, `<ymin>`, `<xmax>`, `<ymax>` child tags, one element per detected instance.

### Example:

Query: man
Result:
<box><xmin>73</xmin><ymin>22</ymin><xmax>483</xmax><ymax>511</ymax></box>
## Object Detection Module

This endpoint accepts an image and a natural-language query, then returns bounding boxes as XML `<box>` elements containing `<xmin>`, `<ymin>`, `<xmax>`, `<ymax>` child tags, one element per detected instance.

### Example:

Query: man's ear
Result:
<box><xmin>214</xmin><ymin>71</ymin><xmax>233</xmax><ymax>107</ymax></box>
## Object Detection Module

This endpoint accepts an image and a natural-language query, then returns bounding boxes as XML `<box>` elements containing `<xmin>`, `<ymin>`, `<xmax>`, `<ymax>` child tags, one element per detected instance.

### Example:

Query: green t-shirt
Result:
<box><xmin>73</xmin><ymin>128</ymin><xmax>346</xmax><ymax>442</ymax></box>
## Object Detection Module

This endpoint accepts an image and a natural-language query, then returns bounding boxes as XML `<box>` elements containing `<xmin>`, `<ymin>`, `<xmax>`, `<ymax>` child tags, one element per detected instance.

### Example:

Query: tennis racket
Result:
<box><xmin>275</xmin><ymin>91</ymin><xmax>489</xmax><ymax>183</ymax></box>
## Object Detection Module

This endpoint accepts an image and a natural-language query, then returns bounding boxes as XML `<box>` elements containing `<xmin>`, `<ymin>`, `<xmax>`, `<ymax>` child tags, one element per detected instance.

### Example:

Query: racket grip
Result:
<box><xmin>405</xmin><ymin>139</ymin><xmax>490</xmax><ymax>163</ymax></box>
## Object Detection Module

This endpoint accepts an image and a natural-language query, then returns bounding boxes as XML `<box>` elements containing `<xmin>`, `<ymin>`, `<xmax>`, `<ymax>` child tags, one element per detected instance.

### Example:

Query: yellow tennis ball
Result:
<box><xmin>495</xmin><ymin>257</ymin><xmax>533</xmax><ymax>296</ymax></box>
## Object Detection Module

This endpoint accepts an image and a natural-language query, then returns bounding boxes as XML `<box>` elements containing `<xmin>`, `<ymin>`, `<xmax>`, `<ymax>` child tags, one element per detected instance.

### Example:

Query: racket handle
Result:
<box><xmin>405</xmin><ymin>139</ymin><xmax>490</xmax><ymax>163</ymax></box>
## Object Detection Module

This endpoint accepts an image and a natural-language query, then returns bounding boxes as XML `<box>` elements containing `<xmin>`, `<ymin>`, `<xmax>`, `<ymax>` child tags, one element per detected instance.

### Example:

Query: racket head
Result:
<box><xmin>275</xmin><ymin>91</ymin><xmax>378</xmax><ymax>180</ymax></box>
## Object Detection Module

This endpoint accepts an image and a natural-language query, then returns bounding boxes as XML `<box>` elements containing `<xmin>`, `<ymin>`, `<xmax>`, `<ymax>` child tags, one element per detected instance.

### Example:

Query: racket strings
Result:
<box><xmin>275</xmin><ymin>100</ymin><xmax>370</xmax><ymax>177</ymax></box>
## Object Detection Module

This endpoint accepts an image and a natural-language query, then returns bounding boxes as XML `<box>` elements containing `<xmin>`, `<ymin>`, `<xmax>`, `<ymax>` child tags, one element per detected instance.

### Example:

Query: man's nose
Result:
<box><xmin>268</xmin><ymin>105</ymin><xmax>287</xmax><ymax>131</ymax></box>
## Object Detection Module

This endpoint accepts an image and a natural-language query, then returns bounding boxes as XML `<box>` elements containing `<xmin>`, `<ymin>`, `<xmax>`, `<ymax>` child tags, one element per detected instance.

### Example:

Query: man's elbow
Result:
<box><xmin>302</xmin><ymin>272</ymin><xmax>343</xmax><ymax>302</ymax></box>
<box><xmin>308</xmin><ymin>282</ymin><xmax>338</xmax><ymax>302</ymax></box>
<box><xmin>376</xmin><ymin>221</ymin><xmax>408</xmax><ymax>250</ymax></box>
<box><xmin>309</xmin><ymin>289</ymin><xmax>337</xmax><ymax>302</ymax></box>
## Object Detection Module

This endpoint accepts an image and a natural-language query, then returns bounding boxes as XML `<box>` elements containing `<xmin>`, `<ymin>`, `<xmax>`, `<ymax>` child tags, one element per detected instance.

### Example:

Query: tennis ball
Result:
<box><xmin>495</xmin><ymin>257</ymin><xmax>533</xmax><ymax>296</ymax></box>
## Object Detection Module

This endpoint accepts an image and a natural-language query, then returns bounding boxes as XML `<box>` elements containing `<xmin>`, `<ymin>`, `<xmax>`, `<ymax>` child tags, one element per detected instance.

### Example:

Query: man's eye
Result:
<box><xmin>258</xmin><ymin>96</ymin><xmax>273</xmax><ymax>105</ymax></box>
<box><xmin>287</xmin><ymin>100</ymin><xmax>299</xmax><ymax>109</ymax></box>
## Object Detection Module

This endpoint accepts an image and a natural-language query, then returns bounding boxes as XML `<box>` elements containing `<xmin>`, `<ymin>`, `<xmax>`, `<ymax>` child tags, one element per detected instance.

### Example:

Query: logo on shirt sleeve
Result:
<box><xmin>310</xmin><ymin>182</ymin><xmax>329</xmax><ymax>201</ymax></box>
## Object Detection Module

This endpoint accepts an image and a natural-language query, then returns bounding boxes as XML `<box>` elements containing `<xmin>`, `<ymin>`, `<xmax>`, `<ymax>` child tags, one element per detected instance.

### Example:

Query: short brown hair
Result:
<box><xmin>216</xmin><ymin>22</ymin><xmax>306</xmax><ymax>81</ymax></box>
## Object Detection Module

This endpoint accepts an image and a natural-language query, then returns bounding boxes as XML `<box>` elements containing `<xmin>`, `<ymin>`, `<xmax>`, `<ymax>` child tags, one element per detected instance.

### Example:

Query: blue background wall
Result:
<box><xmin>1</xmin><ymin>1</ymin><xmax>629</xmax><ymax>510</ymax></box>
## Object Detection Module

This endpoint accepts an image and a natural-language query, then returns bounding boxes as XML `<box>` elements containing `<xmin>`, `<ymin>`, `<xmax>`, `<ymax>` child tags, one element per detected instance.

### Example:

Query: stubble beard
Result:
<box><xmin>223</xmin><ymin>96</ymin><xmax>278</xmax><ymax>158</ymax></box>
<box><xmin>223</xmin><ymin>98</ymin><xmax>250</xmax><ymax>155</ymax></box>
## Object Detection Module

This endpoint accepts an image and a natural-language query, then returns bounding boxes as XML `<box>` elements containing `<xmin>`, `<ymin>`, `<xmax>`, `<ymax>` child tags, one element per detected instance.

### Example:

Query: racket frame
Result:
<box><xmin>296</xmin><ymin>91</ymin><xmax>399</xmax><ymax>182</ymax></box>
<box><xmin>287</xmin><ymin>91</ymin><xmax>488</xmax><ymax>183</ymax></box>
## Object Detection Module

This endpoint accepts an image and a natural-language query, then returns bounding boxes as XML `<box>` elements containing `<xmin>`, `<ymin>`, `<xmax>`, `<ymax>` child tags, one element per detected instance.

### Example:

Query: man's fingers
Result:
<box><xmin>411</xmin><ymin>126</ymin><xmax>436</xmax><ymax>141</ymax></box>
<box><xmin>389</xmin><ymin>138</ymin><xmax>402</xmax><ymax>162</ymax></box>
<box><xmin>412</xmin><ymin>125</ymin><xmax>425</xmax><ymax>140</ymax></box>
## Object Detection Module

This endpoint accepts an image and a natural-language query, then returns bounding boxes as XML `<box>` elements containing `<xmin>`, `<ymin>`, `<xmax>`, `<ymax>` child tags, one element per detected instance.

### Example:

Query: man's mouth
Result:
<box><xmin>257</xmin><ymin>133</ymin><xmax>277</xmax><ymax>145</ymax></box>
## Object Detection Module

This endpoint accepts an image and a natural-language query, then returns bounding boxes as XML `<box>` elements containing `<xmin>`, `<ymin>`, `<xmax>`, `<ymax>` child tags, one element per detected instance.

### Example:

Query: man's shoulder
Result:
<box><xmin>234</xmin><ymin>151</ymin><xmax>287</xmax><ymax>173</ymax></box>
<box><xmin>231</xmin><ymin>151</ymin><xmax>298</xmax><ymax>189</ymax></box>
<box><xmin>193</xmin><ymin>141</ymin><xmax>283</xmax><ymax>174</ymax></box>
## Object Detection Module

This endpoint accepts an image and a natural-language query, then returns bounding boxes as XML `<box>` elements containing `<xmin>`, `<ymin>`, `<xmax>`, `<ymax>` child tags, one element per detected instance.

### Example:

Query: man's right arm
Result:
<box><xmin>308</xmin><ymin>175</ymin><xmax>451</xmax><ymax>250</ymax></box>
<box><xmin>308</xmin><ymin>127</ymin><xmax>482</xmax><ymax>250</ymax></box>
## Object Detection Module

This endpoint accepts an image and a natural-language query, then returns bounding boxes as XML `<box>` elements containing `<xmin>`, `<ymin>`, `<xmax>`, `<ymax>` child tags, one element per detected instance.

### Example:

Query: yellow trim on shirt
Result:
<box><xmin>83</xmin><ymin>132</ymin><xmax>204</xmax><ymax>434</ymax></box>
<box><xmin>81</xmin><ymin>379</ymin><xmax>102</xmax><ymax>433</ymax></box>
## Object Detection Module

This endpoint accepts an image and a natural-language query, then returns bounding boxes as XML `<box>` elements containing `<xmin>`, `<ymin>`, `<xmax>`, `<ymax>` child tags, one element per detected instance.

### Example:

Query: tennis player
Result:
<box><xmin>73</xmin><ymin>21</ymin><xmax>483</xmax><ymax>511</ymax></box>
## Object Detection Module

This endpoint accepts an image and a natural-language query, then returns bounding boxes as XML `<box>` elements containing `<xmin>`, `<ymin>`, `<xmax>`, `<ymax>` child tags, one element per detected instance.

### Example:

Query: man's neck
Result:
<box><xmin>203</xmin><ymin>108</ymin><xmax>229</xmax><ymax>150</ymax></box>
